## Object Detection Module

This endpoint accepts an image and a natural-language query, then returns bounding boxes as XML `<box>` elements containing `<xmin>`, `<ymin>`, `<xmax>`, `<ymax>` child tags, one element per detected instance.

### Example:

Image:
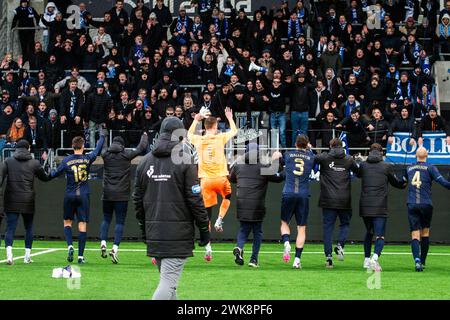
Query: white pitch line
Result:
<box><xmin>6</xmin><ymin>248</ymin><xmax>450</xmax><ymax>256</ymax></box>
<box><xmin>0</xmin><ymin>249</ymin><xmax>59</xmax><ymax>264</ymax></box>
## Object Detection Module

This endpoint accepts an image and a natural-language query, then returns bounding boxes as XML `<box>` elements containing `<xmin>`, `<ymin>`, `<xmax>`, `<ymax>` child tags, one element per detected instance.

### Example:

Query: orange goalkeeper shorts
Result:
<box><xmin>200</xmin><ymin>176</ymin><xmax>232</xmax><ymax>208</ymax></box>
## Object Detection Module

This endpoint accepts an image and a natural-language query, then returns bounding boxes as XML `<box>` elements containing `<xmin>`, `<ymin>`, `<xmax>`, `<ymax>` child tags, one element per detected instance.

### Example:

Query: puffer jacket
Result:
<box><xmin>3</xmin><ymin>148</ymin><xmax>51</xmax><ymax>214</ymax></box>
<box><xmin>315</xmin><ymin>146</ymin><xmax>359</xmax><ymax>210</ymax></box>
<box><xmin>133</xmin><ymin>129</ymin><xmax>208</xmax><ymax>258</ymax></box>
<box><xmin>356</xmin><ymin>150</ymin><xmax>406</xmax><ymax>217</ymax></box>
<box><xmin>229</xmin><ymin>153</ymin><xmax>283</xmax><ymax>222</ymax></box>
<box><xmin>101</xmin><ymin>134</ymin><xmax>148</xmax><ymax>201</ymax></box>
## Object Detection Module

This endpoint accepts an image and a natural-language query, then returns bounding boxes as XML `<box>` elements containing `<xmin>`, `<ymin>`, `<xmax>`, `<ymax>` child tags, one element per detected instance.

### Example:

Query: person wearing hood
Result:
<box><xmin>314</xmin><ymin>138</ymin><xmax>359</xmax><ymax>268</ymax></box>
<box><xmin>355</xmin><ymin>143</ymin><xmax>406</xmax><ymax>272</ymax></box>
<box><xmin>2</xmin><ymin>139</ymin><xmax>52</xmax><ymax>265</ymax></box>
<box><xmin>99</xmin><ymin>132</ymin><xmax>148</xmax><ymax>263</ymax></box>
<box><xmin>133</xmin><ymin>117</ymin><xmax>210</xmax><ymax>300</ymax></box>
<box><xmin>437</xmin><ymin>13</ymin><xmax>450</xmax><ymax>54</ymax></box>
<box><xmin>229</xmin><ymin>142</ymin><xmax>283</xmax><ymax>268</ymax></box>
<box><xmin>39</xmin><ymin>2</ymin><xmax>59</xmax><ymax>51</ymax></box>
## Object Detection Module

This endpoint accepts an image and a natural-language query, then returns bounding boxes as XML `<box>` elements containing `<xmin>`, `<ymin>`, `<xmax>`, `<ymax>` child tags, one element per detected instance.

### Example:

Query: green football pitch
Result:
<box><xmin>1</xmin><ymin>241</ymin><xmax>450</xmax><ymax>300</ymax></box>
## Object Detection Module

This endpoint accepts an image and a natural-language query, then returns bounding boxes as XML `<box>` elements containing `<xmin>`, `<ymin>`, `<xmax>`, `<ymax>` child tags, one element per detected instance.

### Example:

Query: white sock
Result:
<box><xmin>284</xmin><ymin>241</ymin><xmax>290</xmax><ymax>247</ymax></box>
<box><xmin>68</xmin><ymin>245</ymin><xmax>73</xmax><ymax>250</ymax></box>
<box><xmin>112</xmin><ymin>244</ymin><xmax>119</xmax><ymax>252</ymax></box>
<box><xmin>6</xmin><ymin>246</ymin><xmax>13</xmax><ymax>259</ymax></box>
<box><xmin>205</xmin><ymin>242</ymin><xmax>212</xmax><ymax>251</ymax></box>
<box><xmin>101</xmin><ymin>240</ymin><xmax>107</xmax><ymax>248</ymax></box>
<box><xmin>372</xmin><ymin>253</ymin><xmax>379</xmax><ymax>261</ymax></box>
<box><xmin>25</xmin><ymin>248</ymin><xmax>31</xmax><ymax>257</ymax></box>
<box><xmin>78</xmin><ymin>256</ymin><xmax>83</xmax><ymax>260</ymax></box>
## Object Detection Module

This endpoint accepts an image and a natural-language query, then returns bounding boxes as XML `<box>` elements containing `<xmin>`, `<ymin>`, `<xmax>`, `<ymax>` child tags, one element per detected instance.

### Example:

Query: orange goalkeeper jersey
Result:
<box><xmin>188</xmin><ymin>119</ymin><xmax>238</xmax><ymax>179</ymax></box>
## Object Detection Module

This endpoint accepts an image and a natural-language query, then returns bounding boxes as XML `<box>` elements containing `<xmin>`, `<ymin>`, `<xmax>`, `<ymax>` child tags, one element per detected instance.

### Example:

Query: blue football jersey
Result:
<box><xmin>406</xmin><ymin>162</ymin><xmax>450</xmax><ymax>205</ymax></box>
<box><xmin>52</xmin><ymin>136</ymin><xmax>105</xmax><ymax>197</ymax></box>
<box><xmin>282</xmin><ymin>149</ymin><xmax>315</xmax><ymax>197</ymax></box>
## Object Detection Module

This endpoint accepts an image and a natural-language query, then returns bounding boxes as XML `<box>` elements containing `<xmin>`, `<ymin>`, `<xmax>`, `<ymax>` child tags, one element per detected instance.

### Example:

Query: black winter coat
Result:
<box><xmin>102</xmin><ymin>134</ymin><xmax>148</xmax><ymax>201</ymax></box>
<box><xmin>229</xmin><ymin>154</ymin><xmax>283</xmax><ymax>222</ymax></box>
<box><xmin>315</xmin><ymin>147</ymin><xmax>359</xmax><ymax>210</ymax></box>
<box><xmin>3</xmin><ymin>148</ymin><xmax>51</xmax><ymax>214</ymax></box>
<box><xmin>133</xmin><ymin>133</ymin><xmax>208</xmax><ymax>258</ymax></box>
<box><xmin>356</xmin><ymin>150</ymin><xmax>406</xmax><ymax>217</ymax></box>
<box><xmin>85</xmin><ymin>92</ymin><xmax>112</xmax><ymax>124</ymax></box>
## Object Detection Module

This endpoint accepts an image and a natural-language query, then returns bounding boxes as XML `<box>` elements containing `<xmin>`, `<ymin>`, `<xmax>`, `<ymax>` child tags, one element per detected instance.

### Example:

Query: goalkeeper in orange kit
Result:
<box><xmin>187</xmin><ymin>107</ymin><xmax>238</xmax><ymax>261</ymax></box>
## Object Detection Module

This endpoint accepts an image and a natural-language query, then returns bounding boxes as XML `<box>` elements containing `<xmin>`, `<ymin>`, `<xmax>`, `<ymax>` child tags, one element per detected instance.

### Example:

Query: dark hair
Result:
<box><xmin>68</xmin><ymin>77</ymin><xmax>78</xmax><ymax>84</ymax></box>
<box><xmin>296</xmin><ymin>134</ymin><xmax>309</xmax><ymax>149</ymax></box>
<box><xmin>370</xmin><ymin>143</ymin><xmax>383</xmax><ymax>152</ymax></box>
<box><xmin>204</xmin><ymin>116</ymin><xmax>218</xmax><ymax>129</ymax></box>
<box><xmin>72</xmin><ymin>136</ymin><xmax>85</xmax><ymax>150</ymax></box>
<box><xmin>330</xmin><ymin>138</ymin><xmax>343</xmax><ymax>148</ymax></box>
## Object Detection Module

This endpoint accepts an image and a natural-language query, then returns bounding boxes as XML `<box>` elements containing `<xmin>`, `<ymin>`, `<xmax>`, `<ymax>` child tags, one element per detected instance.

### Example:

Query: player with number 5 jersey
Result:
<box><xmin>51</xmin><ymin>131</ymin><xmax>106</xmax><ymax>264</ymax></box>
<box><xmin>404</xmin><ymin>147</ymin><xmax>450</xmax><ymax>272</ymax></box>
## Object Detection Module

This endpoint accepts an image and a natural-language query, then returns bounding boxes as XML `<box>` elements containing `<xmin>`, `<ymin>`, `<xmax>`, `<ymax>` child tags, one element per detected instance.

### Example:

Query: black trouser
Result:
<box><xmin>19</xmin><ymin>30</ymin><xmax>35</xmax><ymax>64</ymax></box>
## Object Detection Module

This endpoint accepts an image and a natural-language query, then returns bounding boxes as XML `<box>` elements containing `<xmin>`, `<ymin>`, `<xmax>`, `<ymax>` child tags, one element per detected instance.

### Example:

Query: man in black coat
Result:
<box><xmin>229</xmin><ymin>143</ymin><xmax>283</xmax><ymax>267</ymax></box>
<box><xmin>2</xmin><ymin>140</ymin><xmax>51</xmax><ymax>265</ymax></box>
<box><xmin>356</xmin><ymin>143</ymin><xmax>406</xmax><ymax>272</ymax></box>
<box><xmin>85</xmin><ymin>81</ymin><xmax>113</xmax><ymax>148</ymax></box>
<box><xmin>59</xmin><ymin>78</ymin><xmax>84</xmax><ymax>146</ymax></box>
<box><xmin>315</xmin><ymin>138</ymin><xmax>359</xmax><ymax>268</ymax></box>
<box><xmin>11</xmin><ymin>0</ymin><xmax>40</xmax><ymax>64</ymax></box>
<box><xmin>99</xmin><ymin>133</ymin><xmax>148</xmax><ymax>263</ymax></box>
<box><xmin>133</xmin><ymin>117</ymin><xmax>210</xmax><ymax>300</ymax></box>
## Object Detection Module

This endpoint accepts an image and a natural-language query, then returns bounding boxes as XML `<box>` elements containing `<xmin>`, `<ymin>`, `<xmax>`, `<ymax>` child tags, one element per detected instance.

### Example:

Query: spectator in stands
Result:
<box><xmin>437</xmin><ymin>13</ymin><xmax>450</xmax><ymax>54</ymax></box>
<box><xmin>388</xmin><ymin>106</ymin><xmax>417</xmax><ymax>144</ymax></box>
<box><xmin>24</xmin><ymin>116</ymin><xmax>48</xmax><ymax>158</ymax></box>
<box><xmin>336</xmin><ymin>109</ymin><xmax>369</xmax><ymax>155</ymax></box>
<box><xmin>54</xmin><ymin>67</ymin><xmax>91</xmax><ymax>93</ymax></box>
<box><xmin>6</xmin><ymin>118</ymin><xmax>26</xmax><ymax>147</ymax></box>
<box><xmin>367</xmin><ymin>107</ymin><xmax>389</xmax><ymax>147</ymax></box>
<box><xmin>417</xmin><ymin>106</ymin><xmax>450</xmax><ymax>146</ymax></box>
<box><xmin>11</xmin><ymin>0</ymin><xmax>40</xmax><ymax>65</ymax></box>
<box><xmin>85</xmin><ymin>81</ymin><xmax>112</xmax><ymax>147</ymax></box>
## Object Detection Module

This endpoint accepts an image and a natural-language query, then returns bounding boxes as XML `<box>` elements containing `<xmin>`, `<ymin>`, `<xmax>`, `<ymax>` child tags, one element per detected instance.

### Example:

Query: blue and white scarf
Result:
<box><xmin>344</xmin><ymin>101</ymin><xmax>357</xmax><ymax>117</ymax></box>
<box><xmin>440</xmin><ymin>23</ymin><xmax>450</xmax><ymax>38</ymax></box>
<box><xmin>386</xmin><ymin>70</ymin><xmax>399</xmax><ymax>80</ymax></box>
<box><xmin>351</xmin><ymin>8</ymin><xmax>358</xmax><ymax>23</ymax></box>
<box><xmin>224</xmin><ymin>64</ymin><xmax>235</xmax><ymax>77</ymax></box>
<box><xmin>288</xmin><ymin>18</ymin><xmax>302</xmax><ymax>39</ymax></box>
<box><xmin>396</xmin><ymin>80</ymin><xmax>411</xmax><ymax>100</ymax></box>
<box><xmin>176</xmin><ymin>16</ymin><xmax>188</xmax><ymax>33</ymax></box>
<box><xmin>418</xmin><ymin>56</ymin><xmax>430</xmax><ymax>75</ymax></box>
<box><xmin>134</xmin><ymin>44</ymin><xmax>144</xmax><ymax>59</ymax></box>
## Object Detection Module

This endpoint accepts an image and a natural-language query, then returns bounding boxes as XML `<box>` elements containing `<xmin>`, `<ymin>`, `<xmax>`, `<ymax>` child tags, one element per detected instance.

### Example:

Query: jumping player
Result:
<box><xmin>187</xmin><ymin>107</ymin><xmax>238</xmax><ymax>261</ymax></box>
<box><xmin>51</xmin><ymin>130</ymin><xmax>106</xmax><ymax>264</ymax></box>
<box><xmin>404</xmin><ymin>147</ymin><xmax>450</xmax><ymax>271</ymax></box>
<box><xmin>279</xmin><ymin>135</ymin><xmax>315</xmax><ymax>269</ymax></box>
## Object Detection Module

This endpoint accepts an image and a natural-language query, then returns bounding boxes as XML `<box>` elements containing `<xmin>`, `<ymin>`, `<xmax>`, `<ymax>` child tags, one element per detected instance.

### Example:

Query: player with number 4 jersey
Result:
<box><xmin>405</xmin><ymin>147</ymin><xmax>450</xmax><ymax>272</ymax></box>
<box><xmin>51</xmin><ymin>131</ymin><xmax>106</xmax><ymax>264</ymax></box>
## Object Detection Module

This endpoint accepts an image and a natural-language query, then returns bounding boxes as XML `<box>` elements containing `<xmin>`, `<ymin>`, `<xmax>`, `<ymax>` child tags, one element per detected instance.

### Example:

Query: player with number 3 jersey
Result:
<box><xmin>279</xmin><ymin>135</ymin><xmax>315</xmax><ymax>269</ymax></box>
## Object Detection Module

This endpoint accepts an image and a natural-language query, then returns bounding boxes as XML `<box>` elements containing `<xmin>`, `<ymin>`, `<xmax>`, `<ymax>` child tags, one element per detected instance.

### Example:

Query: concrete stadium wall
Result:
<box><xmin>5</xmin><ymin>165</ymin><xmax>450</xmax><ymax>243</ymax></box>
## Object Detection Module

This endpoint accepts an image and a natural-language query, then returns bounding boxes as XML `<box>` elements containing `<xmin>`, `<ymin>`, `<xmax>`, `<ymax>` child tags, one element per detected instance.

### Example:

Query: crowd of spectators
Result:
<box><xmin>0</xmin><ymin>0</ymin><xmax>448</xmax><ymax>156</ymax></box>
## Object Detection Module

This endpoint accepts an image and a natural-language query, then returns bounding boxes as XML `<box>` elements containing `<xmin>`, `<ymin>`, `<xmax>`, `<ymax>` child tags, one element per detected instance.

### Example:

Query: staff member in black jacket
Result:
<box><xmin>133</xmin><ymin>117</ymin><xmax>210</xmax><ymax>300</ymax></box>
<box><xmin>229</xmin><ymin>143</ymin><xmax>283</xmax><ymax>268</ymax></box>
<box><xmin>356</xmin><ymin>143</ymin><xmax>406</xmax><ymax>272</ymax></box>
<box><xmin>2</xmin><ymin>140</ymin><xmax>51</xmax><ymax>265</ymax></box>
<box><xmin>315</xmin><ymin>138</ymin><xmax>359</xmax><ymax>268</ymax></box>
<box><xmin>100</xmin><ymin>132</ymin><xmax>149</xmax><ymax>263</ymax></box>
<box><xmin>59</xmin><ymin>78</ymin><xmax>85</xmax><ymax>146</ymax></box>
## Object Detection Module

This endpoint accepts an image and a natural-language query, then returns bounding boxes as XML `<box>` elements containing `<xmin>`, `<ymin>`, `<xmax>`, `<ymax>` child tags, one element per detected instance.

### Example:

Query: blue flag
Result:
<box><xmin>339</xmin><ymin>132</ymin><xmax>349</xmax><ymax>155</ymax></box>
